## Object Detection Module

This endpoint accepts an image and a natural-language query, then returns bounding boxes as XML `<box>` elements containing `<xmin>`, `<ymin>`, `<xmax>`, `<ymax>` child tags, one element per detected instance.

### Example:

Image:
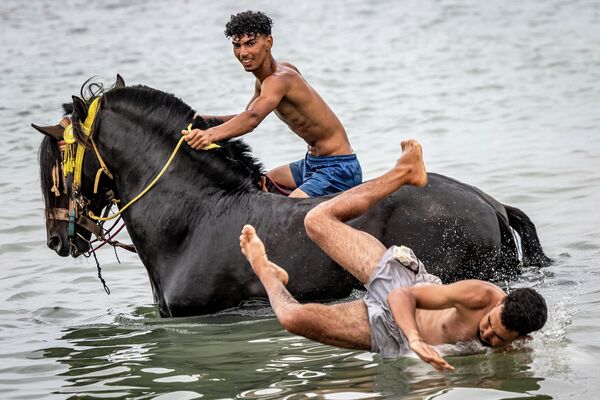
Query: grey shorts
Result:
<box><xmin>363</xmin><ymin>246</ymin><xmax>442</xmax><ymax>359</ymax></box>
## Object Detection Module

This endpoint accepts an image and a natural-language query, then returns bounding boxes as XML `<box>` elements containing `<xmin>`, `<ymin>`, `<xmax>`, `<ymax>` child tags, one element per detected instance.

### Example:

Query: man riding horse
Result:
<box><xmin>184</xmin><ymin>11</ymin><xmax>362</xmax><ymax>198</ymax></box>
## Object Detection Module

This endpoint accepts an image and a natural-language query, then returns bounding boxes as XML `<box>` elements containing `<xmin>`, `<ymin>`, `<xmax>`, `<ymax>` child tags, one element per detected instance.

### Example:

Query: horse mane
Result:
<box><xmin>56</xmin><ymin>81</ymin><xmax>264</xmax><ymax>195</ymax></box>
<box><xmin>98</xmin><ymin>84</ymin><xmax>265</xmax><ymax>193</ymax></box>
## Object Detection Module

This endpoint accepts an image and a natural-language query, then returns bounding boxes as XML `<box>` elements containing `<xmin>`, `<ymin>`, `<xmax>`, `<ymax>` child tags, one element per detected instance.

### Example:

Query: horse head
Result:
<box><xmin>33</xmin><ymin>75</ymin><xmax>125</xmax><ymax>257</ymax></box>
<box><xmin>35</xmin><ymin>75</ymin><xmax>271</xmax><ymax>257</ymax></box>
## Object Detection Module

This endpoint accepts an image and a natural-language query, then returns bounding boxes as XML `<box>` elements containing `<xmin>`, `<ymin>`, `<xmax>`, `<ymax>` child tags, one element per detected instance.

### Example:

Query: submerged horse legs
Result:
<box><xmin>239</xmin><ymin>140</ymin><xmax>428</xmax><ymax>350</ymax></box>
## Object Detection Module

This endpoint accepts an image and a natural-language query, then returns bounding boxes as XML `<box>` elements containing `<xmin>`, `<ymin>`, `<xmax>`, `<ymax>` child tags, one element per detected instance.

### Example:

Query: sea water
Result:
<box><xmin>1</xmin><ymin>0</ymin><xmax>599</xmax><ymax>398</ymax></box>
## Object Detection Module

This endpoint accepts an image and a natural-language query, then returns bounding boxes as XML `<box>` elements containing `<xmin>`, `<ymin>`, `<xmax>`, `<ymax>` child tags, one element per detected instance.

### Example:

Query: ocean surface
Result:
<box><xmin>1</xmin><ymin>0</ymin><xmax>599</xmax><ymax>398</ymax></box>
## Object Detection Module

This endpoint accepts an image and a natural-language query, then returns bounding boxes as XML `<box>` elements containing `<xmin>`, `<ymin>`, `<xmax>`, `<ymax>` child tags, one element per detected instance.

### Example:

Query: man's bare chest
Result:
<box><xmin>417</xmin><ymin>308</ymin><xmax>480</xmax><ymax>344</ymax></box>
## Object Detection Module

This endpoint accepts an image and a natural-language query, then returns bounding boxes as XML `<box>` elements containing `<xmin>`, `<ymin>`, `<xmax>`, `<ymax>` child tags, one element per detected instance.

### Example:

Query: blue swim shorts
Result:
<box><xmin>289</xmin><ymin>153</ymin><xmax>362</xmax><ymax>197</ymax></box>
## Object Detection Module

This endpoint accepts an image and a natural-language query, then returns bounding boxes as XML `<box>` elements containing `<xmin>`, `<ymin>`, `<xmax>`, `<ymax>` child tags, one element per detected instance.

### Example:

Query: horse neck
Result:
<box><xmin>96</xmin><ymin>105</ymin><xmax>260</xmax><ymax>192</ymax></box>
<box><xmin>96</xmin><ymin>108</ymin><xmax>196</xmax><ymax>191</ymax></box>
<box><xmin>90</xmin><ymin>110</ymin><xmax>214</xmax><ymax>262</ymax></box>
<box><xmin>92</xmin><ymin>108</ymin><xmax>261</xmax><ymax>235</ymax></box>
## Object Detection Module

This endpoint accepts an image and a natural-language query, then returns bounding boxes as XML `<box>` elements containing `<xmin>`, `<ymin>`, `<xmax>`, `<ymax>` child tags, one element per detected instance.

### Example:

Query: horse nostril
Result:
<box><xmin>47</xmin><ymin>236</ymin><xmax>60</xmax><ymax>250</ymax></box>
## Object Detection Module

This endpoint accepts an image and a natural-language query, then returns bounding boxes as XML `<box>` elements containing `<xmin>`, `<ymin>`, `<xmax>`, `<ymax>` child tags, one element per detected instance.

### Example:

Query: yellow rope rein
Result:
<box><xmin>88</xmin><ymin>123</ymin><xmax>220</xmax><ymax>221</ymax></box>
<box><xmin>88</xmin><ymin>136</ymin><xmax>186</xmax><ymax>221</ymax></box>
<box><xmin>60</xmin><ymin>97</ymin><xmax>222</xmax><ymax>223</ymax></box>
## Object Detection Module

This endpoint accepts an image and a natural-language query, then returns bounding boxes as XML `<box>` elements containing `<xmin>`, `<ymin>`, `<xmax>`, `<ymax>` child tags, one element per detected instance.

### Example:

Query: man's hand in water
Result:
<box><xmin>409</xmin><ymin>340</ymin><xmax>455</xmax><ymax>372</ymax></box>
<box><xmin>183</xmin><ymin>128</ymin><xmax>214</xmax><ymax>150</ymax></box>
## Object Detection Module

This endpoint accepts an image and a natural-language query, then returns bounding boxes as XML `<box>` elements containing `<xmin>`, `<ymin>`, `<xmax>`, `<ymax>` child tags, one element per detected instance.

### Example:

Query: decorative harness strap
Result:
<box><xmin>59</xmin><ymin>97</ymin><xmax>112</xmax><ymax>237</ymax></box>
<box><xmin>63</xmin><ymin>97</ymin><xmax>111</xmax><ymax>191</ymax></box>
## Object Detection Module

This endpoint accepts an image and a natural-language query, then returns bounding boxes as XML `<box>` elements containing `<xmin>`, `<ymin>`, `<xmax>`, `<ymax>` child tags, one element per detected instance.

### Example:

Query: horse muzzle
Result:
<box><xmin>47</xmin><ymin>233</ymin><xmax>89</xmax><ymax>257</ymax></box>
<box><xmin>47</xmin><ymin>234</ymin><xmax>70</xmax><ymax>257</ymax></box>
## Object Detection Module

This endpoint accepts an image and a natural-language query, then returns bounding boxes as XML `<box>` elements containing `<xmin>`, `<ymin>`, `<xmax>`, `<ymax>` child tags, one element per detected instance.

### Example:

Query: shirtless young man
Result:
<box><xmin>239</xmin><ymin>140</ymin><xmax>547</xmax><ymax>371</ymax></box>
<box><xmin>184</xmin><ymin>11</ymin><xmax>362</xmax><ymax>198</ymax></box>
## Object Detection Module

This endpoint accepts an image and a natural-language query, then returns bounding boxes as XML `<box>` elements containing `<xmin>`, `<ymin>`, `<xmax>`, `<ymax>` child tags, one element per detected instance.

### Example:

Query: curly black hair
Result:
<box><xmin>500</xmin><ymin>288</ymin><xmax>547</xmax><ymax>336</ymax></box>
<box><xmin>224</xmin><ymin>11</ymin><xmax>273</xmax><ymax>38</ymax></box>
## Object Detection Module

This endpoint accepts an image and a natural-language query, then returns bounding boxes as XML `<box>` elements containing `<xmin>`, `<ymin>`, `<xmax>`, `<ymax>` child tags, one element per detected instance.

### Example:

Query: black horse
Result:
<box><xmin>34</xmin><ymin>77</ymin><xmax>550</xmax><ymax>317</ymax></box>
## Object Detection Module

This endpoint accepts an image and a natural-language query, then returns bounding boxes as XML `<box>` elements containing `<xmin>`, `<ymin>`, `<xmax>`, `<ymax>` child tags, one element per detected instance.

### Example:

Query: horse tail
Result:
<box><xmin>504</xmin><ymin>204</ymin><xmax>552</xmax><ymax>267</ymax></box>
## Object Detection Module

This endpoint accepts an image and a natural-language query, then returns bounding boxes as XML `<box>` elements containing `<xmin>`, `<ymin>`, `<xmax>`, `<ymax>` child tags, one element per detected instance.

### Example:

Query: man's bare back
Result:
<box><xmin>239</xmin><ymin>139</ymin><xmax>547</xmax><ymax>371</ymax></box>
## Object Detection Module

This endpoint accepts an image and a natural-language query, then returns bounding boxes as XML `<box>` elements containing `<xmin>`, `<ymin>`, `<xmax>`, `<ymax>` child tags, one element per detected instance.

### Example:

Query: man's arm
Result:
<box><xmin>387</xmin><ymin>280</ymin><xmax>498</xmax><ymax>371</ymax></box>
<box><xmin>184</xmin><ymin>77</ymin><xmax>287</xmax><ymax>150</ymax></box>
<box><xmin>195</xmin><ymin>114</ymin><xmax>238</xmax><ymax>123</ymax></box>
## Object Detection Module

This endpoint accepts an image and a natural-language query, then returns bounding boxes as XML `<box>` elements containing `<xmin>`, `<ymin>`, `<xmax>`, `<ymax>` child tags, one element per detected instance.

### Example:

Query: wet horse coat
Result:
<box><xmin>36</xmin><ymin>81</ymin><xmax>550</xmax><ymax>317</ymax></box>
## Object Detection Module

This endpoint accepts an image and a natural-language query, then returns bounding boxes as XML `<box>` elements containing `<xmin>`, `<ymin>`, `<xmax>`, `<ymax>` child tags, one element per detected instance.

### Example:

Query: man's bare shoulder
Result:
<box><xmin>279</xmin><ymin>62</ymin><xmax>301</xmax><ymax>74</ymax></box>
<box><xmin>403</xmin><ymin>280</ymin><xmax>505</xmax><ymax>311</ymax></box>
<box><xmin>262</xmin><ymin>63</ymin><xmax>303</xmax><ymax>88</ymax></box>
<box><xmin>448</xmin><ymin>280</ymin><xmax>506</xmax><ymax>310</ymax></box>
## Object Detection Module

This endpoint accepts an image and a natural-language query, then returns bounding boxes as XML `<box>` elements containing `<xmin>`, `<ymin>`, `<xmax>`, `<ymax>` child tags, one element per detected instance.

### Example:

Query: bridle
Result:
<box><xmin>45</xmin><ymin>97</ymin><xmax>134</xmax><ymax>254</ymax></box>
<box><xmin>43</xmin><ymin>93</ymin><xmax>216</xmax><ymax>294</ymax></box>
<box><xmin>45</xmin><ymin>95</ymin><xmax>225</xmax><ymax>257</ymax></box>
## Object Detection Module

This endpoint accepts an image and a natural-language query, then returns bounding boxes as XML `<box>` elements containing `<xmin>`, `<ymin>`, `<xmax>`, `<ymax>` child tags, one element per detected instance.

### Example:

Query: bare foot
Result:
<box><xmin>240</xmin><ymin>225</ymin><xmax>289</xmax><ymax>285</ymax></box>
<box><xmin>396</xmin><ymin>139</ymin><xmax>428</xmax><ymax>187</ymax></box>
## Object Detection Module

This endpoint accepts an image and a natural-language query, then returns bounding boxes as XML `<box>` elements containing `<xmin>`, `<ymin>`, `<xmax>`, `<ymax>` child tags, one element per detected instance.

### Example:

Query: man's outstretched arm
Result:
<box><xmin>387</xmin><ymin>285</ymin><xmax>455</xmax><ymax>371</ymax></box>
<box><xmin>195</xmin><ymin>114</ymin><xmax>237</xmax><ymax>123</ymax></box>
<box><xmin>387</xmin><ymin>280</ymin><xmax>498</xmax><ymax>371</ymax></box>
<box><xmin>184</xmin><ymin>76</ymin><xmax>287</xmax><ymax>150</ymax></box>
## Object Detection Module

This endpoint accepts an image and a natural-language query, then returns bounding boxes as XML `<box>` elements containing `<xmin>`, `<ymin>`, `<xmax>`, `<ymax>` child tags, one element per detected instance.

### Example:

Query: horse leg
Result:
<box><xmin>304</xmin><ymin>140</ymin><xmax>428</xmax><ymax>284</ymax></box>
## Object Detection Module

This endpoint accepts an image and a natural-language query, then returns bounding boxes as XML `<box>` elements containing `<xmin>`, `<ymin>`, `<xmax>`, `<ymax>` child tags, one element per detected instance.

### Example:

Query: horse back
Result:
<box><xmin>378</xmin><ymin>173</ymin><xmax>519</xmax><ymax>282</ymax></box>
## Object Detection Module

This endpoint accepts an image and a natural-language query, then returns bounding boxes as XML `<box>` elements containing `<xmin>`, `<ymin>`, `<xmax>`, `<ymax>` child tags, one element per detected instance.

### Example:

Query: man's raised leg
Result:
<box><xmin>304</xmin><ymin>140</ymin><xmax>427</xmax><ymax>284</ymax></box>
<box><xmin>240</xmin><ymin>225</ymin><xmax>372</xmax><ymax>350</ymax></box>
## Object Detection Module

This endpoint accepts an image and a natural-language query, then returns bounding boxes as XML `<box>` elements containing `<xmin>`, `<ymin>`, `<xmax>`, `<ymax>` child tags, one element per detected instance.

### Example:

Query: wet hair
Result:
<box><xmin>500</xmin><ymin>288</ymin><xmax>547</xmax><ymax>336</ymax></box>
<box><xmin>224</xmin><ymin>11</ymin><xmax>273</xmax><ymax>38</ymax></box>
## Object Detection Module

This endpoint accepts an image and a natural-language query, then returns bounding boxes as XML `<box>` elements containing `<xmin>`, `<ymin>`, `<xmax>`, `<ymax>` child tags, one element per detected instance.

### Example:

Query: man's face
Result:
<box><xmin>477</xmin><ymin>305</ymin><xmax>520</xmax><ymax>348</ymax></box>
<box><xmin>232</xmin><ymin>34</ymin><xmax>272</xmax><ymax>71</ymax></box>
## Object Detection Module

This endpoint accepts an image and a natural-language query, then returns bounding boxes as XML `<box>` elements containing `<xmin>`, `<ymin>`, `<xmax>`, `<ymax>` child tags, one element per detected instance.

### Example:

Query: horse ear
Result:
<box><xmin>31</xmin><ymin>123</ymin><xmax>64</xmax><ymax>140</ymax></box>
<box><xmin>72</xmin><ymin>96</ymin><xmax>86</xmax><ymax>119</ymax></box>
<box><xmin>114</xmin><ymin>74</ymin><xmax>125</xmax><ymax>88</ymax></box>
